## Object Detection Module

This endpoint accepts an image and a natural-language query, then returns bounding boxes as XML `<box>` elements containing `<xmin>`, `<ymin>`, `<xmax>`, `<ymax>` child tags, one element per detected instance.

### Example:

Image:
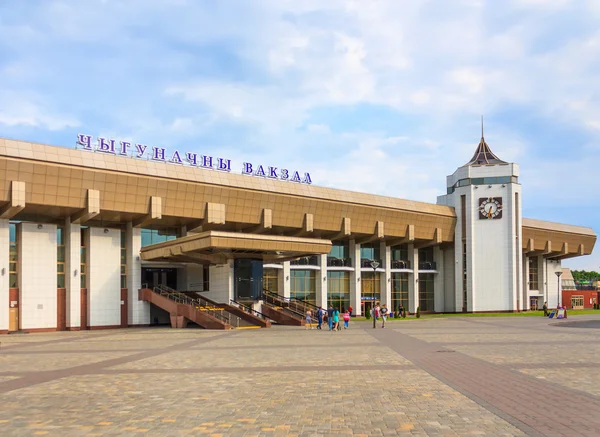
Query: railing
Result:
<box><xmin>153</xmin><ymin>284</ymin><xmax>243</xmax><ymax>328</ymax></box>
<box><xmin>261</xmin><ymin>290</ymin><xmax>309</xmax><ymax>318</ymax></box>
<box><xmin>327</xmin><ymin>257</ymin><xmax>352</xmax><ymax>267</ymax></box>
<box><xmin>418</xmin><ymin>261</ymin><xmax>437</xmax><ymax>271</ymax></box>
<box><xmin>360</xmin><ymin>258</ymin><xmax>383</xmax><ymax>268</ymax></box>
<box><xmin>290</xmin><ymin>255</ymin><xmax>319</xmax><ymax>266</ymax></box>
<box><xmin>391</xmin><ymin>260</ymin><xmax>411</xmax><ymax>269</ymax></box>
<box><xmin>229</xmin><ymin>299</ymin><xmax>275</xmax><ymax>323</ymax></box>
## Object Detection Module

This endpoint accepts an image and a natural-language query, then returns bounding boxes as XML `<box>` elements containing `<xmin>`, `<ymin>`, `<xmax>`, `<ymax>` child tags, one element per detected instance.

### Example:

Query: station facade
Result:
<box><xmin>0</xmin><ymin>133</ymin><xmax>596</xmax><ymax>332</ymax></box>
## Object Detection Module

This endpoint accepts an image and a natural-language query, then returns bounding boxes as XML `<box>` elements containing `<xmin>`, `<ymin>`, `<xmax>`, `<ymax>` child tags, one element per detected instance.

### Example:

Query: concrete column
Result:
<box><xmin>0</xmin><ymin>219</ymin><xmax>9</xmax><ymax>332</ymax></box>
<box><xmin>282</xmin><ymin>261</ymin><xmax>291</xmax><ymax>298</ymax></box>
<box><xmin>381</xmin><ymin>241</ymin><xmax>391</xmax><ymax>308</ymax></box>
<box><xmin>65</xmin><ymin>219</ymin><xmax>81</xmax><ymax>328</ymax></box>
<box><xmin>540</xmin><ymin>256</ymin><xmax>547</xmax><ymax>305</ymax></box>
<box><xmin>408</xmin><ymin>244</ymin><xmax>418</xmax><ymax>313</ymax></box>
<box><xmin>433</xmin><ymin>246</ymin><xmax>445</xmax><ymax>313</ymax></box>
<box><xmin>523</xmin><ymin>254</ymin><xmax>529</xmax><ymax>305</ymax></box>
<box><xmin>126</xmin><ymin>222</ymin><xmax>148</xmax><ymax>326</ymax></box>
<box><xmin>349</xmin><ymin>239</ymin><xmax>361</xmax><ymax>315</ymax></box>
<box><xmin>316</xmin><ymin>254</ymin><xmax>328</xmax><ymax>308</ymax></box>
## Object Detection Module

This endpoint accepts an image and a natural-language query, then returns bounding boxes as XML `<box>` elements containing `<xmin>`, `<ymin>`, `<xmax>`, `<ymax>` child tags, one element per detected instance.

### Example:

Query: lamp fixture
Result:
<box><xmin>323</xmin><ymin>276</ymin><xmax>327</xmax><ymax>282</ymax></box>
<box><xmin>358</xmin><ymin>277</ymin><xmax>361</xmax><ymax>282</ymax></box>
<box><xmin>388</xmin><ymin>277</ymin><xmax>391</xmax><ymax>282</ymax></box>
<box><xmin>286</xmin><ymin>275</ymin><xmax>289</xmax><ymax>281</ymax></box>
<box><xmin>103</xmin><ymin>228</ymin><xmax>109</xmax><ymax>234</ymax></box>
<box><xmin>74</xmin><ymin>269</ymin><xmax>78</xmax><ymax>277</ymax></box>
<box><xmin>488</xmin><ymin>185</ymin><xmax>492</xmax><ymax>188</ymax></box>
<box><xmin>1</xmin><ymin>267</ymin><xmax>5</xmax><ymax>276</ymax></box>
<box><xmin>37</xmin><ymin>224</ymin><xmax>43</xmax><ymax>229</ymax></box>
<box><xmin>502</xmin><ymin>184</ymin><xmax>506</xmax><ymax>187</ymax></box>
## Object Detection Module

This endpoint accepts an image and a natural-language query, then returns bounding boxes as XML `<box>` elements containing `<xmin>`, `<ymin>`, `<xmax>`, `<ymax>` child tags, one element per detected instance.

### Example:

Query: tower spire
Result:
<box><xmin>463</xmin><ymin>117</ymin><xmax>507</xmax><ymax>166</ymax></box>
<box><xmin>481</xmin><ymin>115</ymin><xmax>484</xmax><ymax>139</ymax></box>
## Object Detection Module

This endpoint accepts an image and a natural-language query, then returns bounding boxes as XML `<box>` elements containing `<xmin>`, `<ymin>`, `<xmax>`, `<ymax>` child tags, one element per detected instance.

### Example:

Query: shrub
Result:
<box><xmin>402</xmin><ymin>310</ymin><xmax>406</xmax><ymax>318</ymax></box>
<box><xmin>365</xmin><ymin>308</ymin><xmax>371</xmax><ymax>319</ymax></box>
<box><xmin>416</xmin><ymin>306</ymin><xmax>421</xmax><ymax>318</ymax></box>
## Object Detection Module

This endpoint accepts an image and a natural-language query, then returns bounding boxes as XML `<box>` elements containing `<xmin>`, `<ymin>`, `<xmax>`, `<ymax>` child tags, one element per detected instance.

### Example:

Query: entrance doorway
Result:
<box><xmin>529</xmin><ymin>296</ymin><xmax>539</xmax><ymax>311</ymax></box>
<box><xmin>234</xmin><ymin>259</ymin><xmax>263</xmax><ymax>302</ymax></box>
<box><xmin>142</xmin><ymin>267</ymin><xmax>178</xmax><ymax>290</ymax></box>
<box><xmin>361</xmin><ymin>300</ymin><xmax>376</xmax><ymax>317</ymax></box>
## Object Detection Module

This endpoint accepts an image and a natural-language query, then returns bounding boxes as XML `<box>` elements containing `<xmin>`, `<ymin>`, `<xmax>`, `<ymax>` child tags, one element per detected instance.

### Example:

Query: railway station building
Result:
<box><xmin>0</xmin><ymin>133</ymin><xmax>596</xmax><ymax>332</ymax></box>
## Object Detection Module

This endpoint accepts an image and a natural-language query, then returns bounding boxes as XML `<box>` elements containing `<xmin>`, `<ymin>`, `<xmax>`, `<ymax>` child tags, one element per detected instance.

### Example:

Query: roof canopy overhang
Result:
<box><xmin>140</xmin><ymin>231</ymin><xmax>332</xmax><ymax>264</ymax></box>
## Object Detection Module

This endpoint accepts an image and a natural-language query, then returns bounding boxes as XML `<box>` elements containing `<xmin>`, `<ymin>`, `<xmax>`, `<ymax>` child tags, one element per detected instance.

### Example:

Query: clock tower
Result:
<box><xmin>437</xmin><ymin>128</ymin><xmax>523</xmax><ymax>312</ymax></box>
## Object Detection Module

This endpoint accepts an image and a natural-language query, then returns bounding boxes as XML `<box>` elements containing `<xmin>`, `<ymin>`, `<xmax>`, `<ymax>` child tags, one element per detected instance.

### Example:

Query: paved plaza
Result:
<box><xmin>1</xmin><ymin>316</ymin><xmax>600</xmax><ymax>437</ymax></box>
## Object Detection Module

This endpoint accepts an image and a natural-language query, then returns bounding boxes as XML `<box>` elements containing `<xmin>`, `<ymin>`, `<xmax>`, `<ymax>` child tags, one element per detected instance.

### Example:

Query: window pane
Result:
<box><xmin>10</xmin><ymin>273</ymin><xmax>18</xmax><ymax>288</ymax></box>
<box><xmin>121</xmin><ymin>275</ymin><xmax>127</xmax><ymax>289</ymax></box>
<box><xmin>57</xmin><ymin>264</ymin><xmax>64</xmax><ymax>273</ymax></box>
<box><xmin>57</xmin><ymin>274</ymin><xmax>65</xmax><ymax>288</ymax></box>
<box><xmin>57</xmin><ymin>247</ymin><xmax>65</xmax><ymax>262</ymax></box>
<box><xmin>80</xmin><ymin>274</ymin><xmax>86</xmax><ymax>289</ymax></box>
<box><xmin>9</xmin><ymin>224</ymin><xmax>17</xmax><ymax>243</ymax></box>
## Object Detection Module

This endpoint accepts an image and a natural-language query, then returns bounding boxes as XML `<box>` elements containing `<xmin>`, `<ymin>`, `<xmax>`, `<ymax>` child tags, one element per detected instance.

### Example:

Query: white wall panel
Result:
<box><xmin>89</xmin><ymin>227</ymin><xmax>121</xmax><ymax>327</ymax></box>
<box><xmin>126</xmin><ymin>224</ymin><xmax>148</xmax><ymax>326</ymax></box>
<box><xmin>65</xmin><ymin>220</ymin><xmax>81</xmax><ymax>328</ymax></box>
<box><xmin>20</xmin><ymin>223</ymin><xmax>57</xmax><ymax>329</ymax></box>
<box><xmin>0</xmin><ymin>220</ymin><xmax>9</xmax><ymax>331</ymax></box>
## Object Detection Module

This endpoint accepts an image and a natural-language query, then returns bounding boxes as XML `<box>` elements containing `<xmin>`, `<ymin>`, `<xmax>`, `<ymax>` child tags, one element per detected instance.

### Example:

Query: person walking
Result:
<box><xmin>343</xmin><ymin>310</ymin><xmax>350</xmax><ymax>329</ymax></box>
<box><xmin>543</xmin><ymin>301</ymin><xmax>548</xmax><ymax>317</ymax></box>
<box><xmin>317</xmin><ymin>306</ymin><xmax>324</xmax><ymax>329</ymax></box>
<box><xmin>372</xmin><ymin>304</ymin><xmax>380</xmax><ymax>329</ymax></box>
<box><xmin>327</xmin><ymin>305</ymin><xmax>334</xmax><ymax>331</ymax></box>
<box><xmin>380</xmin><ymin>304</ymin><xmax>388</xmax><ymax>328</ymax></box>
<box><xmin>348</xmin><ymin>305</ymin><xmax>353</xmax><ymax>317</ymax></box>
<box><xmin>333</xmin><ymin>307</ymin><xmax>340</xmax><ymax>331</ymax></box>
<box><xmin>305</xmin><ymin>310</ymin><xmax>313</xmax><ymax>329</ymax></box>
<box><xmin>398</xmin><ymin>302</ymin><xmax>404</xmax><ymax>318</ymax></box>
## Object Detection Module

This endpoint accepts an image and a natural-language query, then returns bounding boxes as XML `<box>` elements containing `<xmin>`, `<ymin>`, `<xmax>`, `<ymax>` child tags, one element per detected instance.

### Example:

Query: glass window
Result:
<box><xmin>202</xmin><ymin>265</ymin><xmax>210</xmax><ymax>292</ymax></box>
<box><xmin>327</xmin><ymin>271</ymin><xmax>350</xmax><ymax>311</ymax></box>
<box><xmin>391</xmin><ymin>272</ymin><xmax>408</xmax><ymax>312</ymax></box>
<box><xmin>471</xmin><ymin>178</ymin><xmax>484</xmax><ymax>185</ymax></box>
<box><xmin>391</xmin><ymin>244</ymin><xmax>409</xmax><ymax>261</ymax></box>
<box><xmin>290</xmin><ymin>270</ymin><xmax>316</xmax><ymax>306</ymax></box>
<box><xmin>361</xmin><ymin>271</ymin><xmax>381</xmax><ymax>302</ymax></box>
<box><xmin>9</xmin><ymin>223</ymin><xmax>17</xmax><ymax>288</ymax></box>
<box><xmin>263</xmin><ymin>268</ymin><xmax>279</xmax><ymax>293</ymax></box>
<box><xmin>418</xmin><ymin>247</ymin><xmax>434</xmax><ymax>263</ymax></box>
<box><xmin>528</xmin><ymin>257</ymin><xmax>538</xmax><ymax>290</ymax></box>
<box><xmin>360</xmin><ymin>243</ymin><xmax>380</xmax><ymax>262</ymax></box>
<box><xmin>141</xmin><ymin>228</ymin><xmax>180</xmax><ymax>247</ymax></box>
<box><xmin>57</xmin><ymin>226</ymin><xmax>65</xmax><ymax>288</ymax></box>
<box><xmin>418</xmin><ymin>273</ymin><xmax>435</xmax><ymax>311</ymax></box>
<box><xmin>329</xmin><ymin>242</ymin><xmax>349</xmax><ymax>260</ymax></box>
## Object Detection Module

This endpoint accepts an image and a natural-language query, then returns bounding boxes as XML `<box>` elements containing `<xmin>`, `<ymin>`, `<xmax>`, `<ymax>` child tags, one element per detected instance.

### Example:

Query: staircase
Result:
<box><xmin>139</xmin><ymin>285</ymin><xmax>249</xmax><ymax>330</ymax></box>
<box><xmin>183</xmin><ymin>292</ymin><xmax>271</xmax><ymax>328</ymax></box>
<box><xmin>260</xmin><ymin>290</ymin><xmax>320</xmax><ymax>326</ymax></box>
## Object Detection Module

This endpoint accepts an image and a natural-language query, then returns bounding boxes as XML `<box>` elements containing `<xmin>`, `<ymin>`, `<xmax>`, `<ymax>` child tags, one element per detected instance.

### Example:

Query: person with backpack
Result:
<box><xmin>343</xmin><ymin>310</ymin><xmax>350</xmax><ymax>329</ymax></box>
<box><xmin>380</xmin><ymin>304</ymin><xmax>388</xmax><ymax>328</ymax></box>
<box><xmin>327</xmin><ymin>305</ymin><xmax>334</xmax><ymax>331</ymax></box>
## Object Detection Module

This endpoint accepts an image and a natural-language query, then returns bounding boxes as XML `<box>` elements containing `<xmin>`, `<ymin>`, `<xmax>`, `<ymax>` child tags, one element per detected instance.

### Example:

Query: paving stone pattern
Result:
<box><xmin>0</xmin><ymin>316</ymin><xmax>598</xmax><ymax>436</ymax></box>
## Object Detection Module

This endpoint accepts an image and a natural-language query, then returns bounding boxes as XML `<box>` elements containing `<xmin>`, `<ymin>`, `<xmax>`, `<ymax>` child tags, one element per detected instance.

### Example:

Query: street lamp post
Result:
<box><xmin>370</xmin><ymin>261</ymin><xmax>380</xmax><ymax>329</ymax></box>
<box><xmin>555</xmin><ymin>271</ymin><xmax>563</xmax><ymax>308</ymax></box>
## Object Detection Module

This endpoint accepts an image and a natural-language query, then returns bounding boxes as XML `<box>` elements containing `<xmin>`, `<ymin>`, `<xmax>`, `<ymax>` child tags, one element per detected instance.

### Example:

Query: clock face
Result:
<box><xmin>478</xmin><ymin>197</ymin><xmax>503</xmax><ymax>220</ymax></box>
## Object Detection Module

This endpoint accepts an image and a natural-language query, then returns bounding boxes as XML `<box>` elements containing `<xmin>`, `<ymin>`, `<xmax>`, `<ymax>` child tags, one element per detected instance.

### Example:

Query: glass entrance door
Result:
<box><xmin>142</xmin><ymin>267</ymin><xmax>177</xmax><ymax>290</ymax></box>
<box><xmin>234</xmin><ymin>259</ymin><xmax>263</xmax><ymax>301</ymax></box>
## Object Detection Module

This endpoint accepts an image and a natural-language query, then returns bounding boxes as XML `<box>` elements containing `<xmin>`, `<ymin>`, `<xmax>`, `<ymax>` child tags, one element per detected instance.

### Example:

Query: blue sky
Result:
<box><xmin>1</xmin><ymin>0</ymin><xmax>599</xmax><ymax>270</ymax></box>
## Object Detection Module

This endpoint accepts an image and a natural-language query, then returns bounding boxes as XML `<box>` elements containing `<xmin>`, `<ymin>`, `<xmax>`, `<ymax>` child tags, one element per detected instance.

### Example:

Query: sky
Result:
<box><xmin>0</xmin><ymin>0</ymin><xmax>599</xmax><ymax>270</ymax></box>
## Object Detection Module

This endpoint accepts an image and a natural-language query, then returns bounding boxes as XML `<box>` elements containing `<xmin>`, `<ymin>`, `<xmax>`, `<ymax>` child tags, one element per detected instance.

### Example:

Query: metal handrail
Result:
<box><xmin>261</xmin><ymin>290</ymin><xmax>311</xmax><ymax>318</ymax></box>
<box><xmin>152</xmin><ymin>285</ymin><xmax>243</xmax><ymax>328</ymax></box>
<box><xmin>229</xmin><ymin>299</ymin><xmax>275</xmax><ymax>323</ymax></box>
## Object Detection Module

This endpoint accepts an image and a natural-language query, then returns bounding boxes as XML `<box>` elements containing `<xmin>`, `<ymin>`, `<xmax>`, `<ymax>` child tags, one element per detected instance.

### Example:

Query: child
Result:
<box><xmin>343</xmin><ymin>310</ymin><xmax>350</xmax><ymax>329</ymax></box>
